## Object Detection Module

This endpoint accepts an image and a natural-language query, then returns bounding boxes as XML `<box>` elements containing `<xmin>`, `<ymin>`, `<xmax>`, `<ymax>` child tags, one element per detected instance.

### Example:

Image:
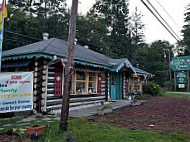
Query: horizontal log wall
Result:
<box><xmin>44</xmin><ymin>68</ymin><xmax>107</xmax><ymax>112</ymax></box>
<box><xmin>46</xmin><ymin>94</ymin><xmax>106</xmax><ymax>111</ymax></box>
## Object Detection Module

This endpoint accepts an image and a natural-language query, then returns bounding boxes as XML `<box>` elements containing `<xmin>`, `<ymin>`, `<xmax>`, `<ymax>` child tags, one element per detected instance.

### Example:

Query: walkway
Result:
<box><xmin>69</xmin><ymin>100</ymin><xmax>133</xmax><ymax>118</ymax></box>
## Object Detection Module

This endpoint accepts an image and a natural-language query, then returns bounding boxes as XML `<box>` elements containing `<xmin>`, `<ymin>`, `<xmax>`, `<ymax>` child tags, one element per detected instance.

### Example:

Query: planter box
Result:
<box><xmin>26</xmin><ymin>125</ymin><xmax>45</xmax><ymax>136</ymax></box>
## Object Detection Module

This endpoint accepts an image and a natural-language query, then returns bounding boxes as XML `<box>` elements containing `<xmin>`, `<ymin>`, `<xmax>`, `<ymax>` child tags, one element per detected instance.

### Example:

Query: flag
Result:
<box><xmin>0</xmin><ymin>0</ymin><xmax>7</xmax><ymax>23</ymax></box>
<box><xmin>0</xmin><ymin>0</ymin><xmax>7</xmax><ymax>71</ymax></box>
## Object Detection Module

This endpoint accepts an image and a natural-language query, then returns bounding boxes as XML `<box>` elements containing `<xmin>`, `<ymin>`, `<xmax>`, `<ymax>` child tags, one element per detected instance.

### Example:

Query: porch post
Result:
<box><xmin>105</xmin><ymin>71</ymin><xmax>109</xmax><ymax>101</ymax></box>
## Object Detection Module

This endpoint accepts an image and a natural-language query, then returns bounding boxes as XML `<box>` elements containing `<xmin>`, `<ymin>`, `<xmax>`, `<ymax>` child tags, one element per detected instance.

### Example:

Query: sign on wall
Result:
<box><xmin>176</xmin><ymin>72</ymin><xmax>187</xmax><ymax>84</ymax></box>
<box><xmin>170</xmin><ymin>56</ymin><xmax>190</xmax><ymax>71</ymax></box>
<box><xmin>0</xmin><ymin>72</ymin><xmax>33</xmax><ymax>113</ymax></box>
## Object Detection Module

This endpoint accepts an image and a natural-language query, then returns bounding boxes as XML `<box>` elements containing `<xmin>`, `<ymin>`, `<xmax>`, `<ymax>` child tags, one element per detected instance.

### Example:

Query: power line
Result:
<box><xmin>4</xmin><ymin>30</ymin><xmax>41</xmax><ymax>41</ymax></box>
<box><xmin>140</xmin><ymin>0</ymin><xmax>181</xmax><ymax>42</ymax></box>
<box><xmin>155</xmin><ymin>0</ymin><xmax>181</xmax><ymax>29</ymax></box>
<box><xmin>4</xmin><ymin>34</ymin><xmax>35</xmax><ymax>43</ymax></box>
<box><xmin>145</xmin><ymin>0</ymin><xmax>181</xmax><ymax>41</ymax></box>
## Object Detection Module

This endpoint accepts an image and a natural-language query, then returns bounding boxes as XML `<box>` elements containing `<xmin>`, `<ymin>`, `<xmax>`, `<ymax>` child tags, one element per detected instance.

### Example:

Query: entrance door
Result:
<box><xmin>111</xmin><ymin>73</ymin><xmax>117</xmax><ymax>100</ymax></box>
<box><xmin>110</xmin><ymin>73</ymin><xmax>122</xmax><ymax>100</ymax></box>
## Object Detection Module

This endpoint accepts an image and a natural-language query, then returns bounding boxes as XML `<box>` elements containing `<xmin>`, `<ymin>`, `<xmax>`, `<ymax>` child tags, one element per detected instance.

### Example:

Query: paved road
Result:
<box><xmin>166</xmin><ymin>91</ymin><xmax>190</xmax><ymax>95</ymax></box>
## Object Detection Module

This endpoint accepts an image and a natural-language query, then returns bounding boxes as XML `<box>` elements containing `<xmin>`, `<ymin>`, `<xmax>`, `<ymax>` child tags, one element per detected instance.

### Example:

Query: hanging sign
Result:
<box><xmin>0</xmin><ymin>72</ymin><xmax>33</xmax><ymax>113</ymax></box>
<box><xmin>176</xmin><ymin>72</ymin><xmax>187</xmax><ymax>84</ymax></box>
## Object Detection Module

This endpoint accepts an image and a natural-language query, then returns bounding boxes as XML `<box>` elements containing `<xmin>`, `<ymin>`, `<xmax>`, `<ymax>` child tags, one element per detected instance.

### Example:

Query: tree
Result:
<box><xmin>136</xmin><ymin>40</ymin><xmax>173</xmax><ymax>86</ymax></box>
<box><xmin>76</xmin><ymin>12</ymin><xmax>111</xmax><ymax>55</ymax></box>
<box><xmin>129</xmin><ymin>7</ymin><xmax>145</xmax><ymax>63</ymax></box>
<box><xmin>87</xmin><ymin>0</ymin><xmax>132</xmax><ymax>58</ymax></box>
<box><xmin>181</xmin><ymin>3</ymin><xmax>190</xmax><ymax>51</ymax></box>
<box><xmin>7</xmin><ymin>0</ymin><xmax>69</xmax><ymax>41</ymax></box>
<box><xmin>3</xmin><ymin>5</ymin><xmax>40</xmax><ymax>50</ymax></box>
<box><xmin>130</xmin><ymin>7</ymin><xmax>145</xmax><ymax>45</ymax></box>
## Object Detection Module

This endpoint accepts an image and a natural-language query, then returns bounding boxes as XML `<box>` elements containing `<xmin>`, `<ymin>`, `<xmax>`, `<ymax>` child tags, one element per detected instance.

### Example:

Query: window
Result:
<box><xmin>76</xmin><ymin>71</ymin><xmax>86</xmax><ymax>94</ymax></box>
<box><xmin>74</xmin><ymin>71</ymin><xmax>98</xmax><ymax>95</ymax></box>
<box><xmin>88</xmin><ymin>72</ymin><xmax>97</xmax><ymax>93</ymax></box>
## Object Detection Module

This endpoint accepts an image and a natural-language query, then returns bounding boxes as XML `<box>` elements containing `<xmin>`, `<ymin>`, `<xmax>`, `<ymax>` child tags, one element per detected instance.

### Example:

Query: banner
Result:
<box><xmin>0</xmin><ymin>72</ymin><xmax>33</xmax><ymax>113</ymax></box>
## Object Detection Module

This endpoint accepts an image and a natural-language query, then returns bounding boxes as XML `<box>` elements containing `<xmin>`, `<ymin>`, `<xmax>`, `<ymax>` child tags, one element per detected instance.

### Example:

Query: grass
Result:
<box><xmin>1</xmin><ymin>117</ymin><xmax>190</xmax><ymax>142</ymax></box>
<box><xmin>163</xmin><ymin>92</ymin><xmax>190</xmax><ymax>97</ymax></box>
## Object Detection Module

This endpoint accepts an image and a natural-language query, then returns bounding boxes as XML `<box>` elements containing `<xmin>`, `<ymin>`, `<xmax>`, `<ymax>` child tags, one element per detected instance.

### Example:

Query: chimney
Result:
<box><xmin>43</xmin><ymin>33</ymin><xmax>49</xmax><ymax>40</ymax></box>
<box><xmin>84</xmin><ymin>45</ymin><xmax>89</xmax><ymax>49</ymax></box>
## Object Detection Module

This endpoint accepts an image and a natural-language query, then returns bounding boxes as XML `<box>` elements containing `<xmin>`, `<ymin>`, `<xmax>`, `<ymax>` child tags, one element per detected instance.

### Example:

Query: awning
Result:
<box><xmin>2</xmin><ymin>60</ymin><xmax>31</xmax><ymax>68</ymax></box>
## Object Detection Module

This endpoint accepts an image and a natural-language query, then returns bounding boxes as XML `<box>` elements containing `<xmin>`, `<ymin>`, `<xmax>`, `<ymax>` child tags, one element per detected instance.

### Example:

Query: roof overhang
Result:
<box><xmin>110</xmin><ymin>59</ymin><xmax>137</xmax><ymax>74</ymax></box>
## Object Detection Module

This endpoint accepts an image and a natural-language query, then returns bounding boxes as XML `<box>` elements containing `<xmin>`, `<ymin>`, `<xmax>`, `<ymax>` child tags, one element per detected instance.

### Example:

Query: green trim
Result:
<box><xmin>2</xmin><ymin>51</ymin><xmax>111</xmax><ymax>69</ymax></box>
<box><xmin>110</xmin><ymin>59</ymin><xmax>137</xmax><ymax>74</ymax></box>
<box><xmin>2</xmin><ymin>51</ymin><xmax>67</xmax><ymax>61</ymax></box>
<box><xmin>74</xmin><ymin>60</ymin><xmax>110</xmax><ymax>69</ymax></box>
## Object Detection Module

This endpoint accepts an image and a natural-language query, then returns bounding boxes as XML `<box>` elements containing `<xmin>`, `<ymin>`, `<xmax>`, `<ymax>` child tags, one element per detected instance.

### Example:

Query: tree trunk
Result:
<box><xmin>59</xmin><ymin>0</ymin><xmax>78</xmax><ymax>131</ymax></box>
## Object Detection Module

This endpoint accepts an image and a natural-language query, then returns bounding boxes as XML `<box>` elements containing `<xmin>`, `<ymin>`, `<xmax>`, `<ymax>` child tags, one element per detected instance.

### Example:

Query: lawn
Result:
<box><xmin>164</xmin><ymin>92</ymin><xmax>190</xmax><ymax>97</ymax></box>
<box><xmin>1</xmin><ymin>93</ymin><xmax>190</xmax><ymax>141</ymax></box>
<box><xmin>0</xmin><ymin>117</ymin><xmax>190</xmax><ymax>142</ymax></box>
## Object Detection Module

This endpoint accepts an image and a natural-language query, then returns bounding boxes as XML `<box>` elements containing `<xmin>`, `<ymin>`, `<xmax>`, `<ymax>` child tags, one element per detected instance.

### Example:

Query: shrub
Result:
<box><xmin>135</xmin><ymin>94</ymin><xmax>150</xmax><ymax>99</ymax></box>
<box><xmin>143</xmin><ymin>82</ymin><xmax>164</xmax><ymax>96</ymax></box>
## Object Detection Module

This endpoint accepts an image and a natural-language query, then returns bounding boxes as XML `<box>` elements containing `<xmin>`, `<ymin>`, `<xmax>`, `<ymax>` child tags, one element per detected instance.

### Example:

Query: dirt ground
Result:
<box><xmin>99</xmin><ymin>97</ymin><xmax>190</xmax><ymax>134</ymax></box>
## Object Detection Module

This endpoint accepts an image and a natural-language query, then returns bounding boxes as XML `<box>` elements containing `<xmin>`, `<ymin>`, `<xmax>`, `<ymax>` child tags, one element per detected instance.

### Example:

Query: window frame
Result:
<box><xmin>72</xmin><ymin>71</ymin><xmax>98</xmax><ymax>95</ymax></box>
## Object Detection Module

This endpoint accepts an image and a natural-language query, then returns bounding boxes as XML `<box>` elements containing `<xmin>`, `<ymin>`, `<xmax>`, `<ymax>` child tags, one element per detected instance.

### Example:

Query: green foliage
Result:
<box><xmin>64</xmin><ymin>131</ymin><xmax>76</xmax><ymax>142</ymax></box>
<box><xmin>77</xmin><ymin>0</ymin><xmax>133</xmax><ymax>59</ymax></box>
<box><xmin>143</xmin><ymin>82</ymin><xmax>164</xmax><ymax>96</ymax></box>
<box><xmin>135</xmin><ymin>94</ymin><xmax>150</xmax><ymax>99</ymax></box>
<box><xmin>181</xmin><ymin>3</ymin><xmax>190</xmax><ymax>51</ymax></box>
<box><xmin>4</xmin><ymin>0</ymin><xmax>69</xmax><ymax>50</ymax></box>
<box><xmin>163</xmin><ymin>93</ymin><xmax>190</xmax><ymax>98</ymax></box>
<box><xmin>1</xmin><ymin>117</ymin><xmax>190</xmax><ymax>142</ymax></box>
<box><xmin>135</xmin><ymin>40</ymin><xmax>173</xmax><ymax>86</ymax></box>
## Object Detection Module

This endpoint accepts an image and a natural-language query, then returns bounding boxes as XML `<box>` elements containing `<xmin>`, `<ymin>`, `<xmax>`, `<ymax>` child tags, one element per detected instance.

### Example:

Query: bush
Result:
<box><xmin>135</xmin><ymin>94</ymin><xmax>150</xmax><ymax>99</ymax></box>
<box><xmin>143</xmin><ymin>82</ymin><xmax>164</xmax><ymax>96</ymax></box>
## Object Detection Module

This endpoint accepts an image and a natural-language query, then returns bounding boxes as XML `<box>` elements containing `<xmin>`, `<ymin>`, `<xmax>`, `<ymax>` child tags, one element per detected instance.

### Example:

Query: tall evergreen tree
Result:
<box><xmin>136</xmin><ymin>40</ymin><xmax>173</xmax><ymax>86</ymax></box>
<box><xmin>8</xmin><ymin>0</ymin><xmax>69</xmax><ymax>40</ymax></box>
<box><xmin>181</xmin><ymin>3</ymin><xmax>190</xmax><ymax>50</ymax></box>
<box><xmin>90</xmin><ymin>0</ymin><xmax>132</xmax><ymax>58</ymax></box>
<box><xmin>129</xmin><ymin>7</ymin><xmax>145</xmax><ymax>63</ymax></box>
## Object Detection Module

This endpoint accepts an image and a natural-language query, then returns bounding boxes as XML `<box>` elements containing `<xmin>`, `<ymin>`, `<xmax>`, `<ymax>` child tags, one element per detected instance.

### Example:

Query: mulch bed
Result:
<box><xmin>99</xmin><ymin>97</ymin><xmax>190</xmax><ymax>133</ymax></box>
<box><xmin>0</xmin><ymin>133</ymin><xmax>22</xmax><ymax>142</ymax></box>
<box><xmin>0</xmin><ymin>131</ymin><xmax>30</xmax><ymax>142</ymax></box>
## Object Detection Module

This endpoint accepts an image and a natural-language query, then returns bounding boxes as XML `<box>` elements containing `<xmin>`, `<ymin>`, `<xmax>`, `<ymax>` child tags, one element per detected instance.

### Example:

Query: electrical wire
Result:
<box><xmin>4</xmin><ymin>30</ymin><xmax>41</xmax><ymax>41</ymax></box>
<box><xmin>145</xmin><ymin>0</ymin><xmax>181</xmax><ymax>41</ymax></box>
<box><xmin>155</xmin><ymin>0</ymin><xmax>181</xmax><ymax>29</ymax></box>
<box><xmin>140</xmin><ymin>0</ymin><xmax>181</xmax><ymax>42</ymax></box>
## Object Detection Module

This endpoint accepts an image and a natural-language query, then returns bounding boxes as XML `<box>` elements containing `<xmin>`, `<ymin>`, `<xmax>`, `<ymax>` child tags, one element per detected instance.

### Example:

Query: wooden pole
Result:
<box><xmin>59</xmin><ymin>0</ymin><xmax>78</xmax><ymax>131</ymax></box>
<box><xmin>187</xmin><ymin>71</ymin><xmax>189</xmax><ymax>91</ymax></box>
<box><xmin>174</xmin><ymin>71</ymin><xmax>176</xmax><ymax>91</ymax></box>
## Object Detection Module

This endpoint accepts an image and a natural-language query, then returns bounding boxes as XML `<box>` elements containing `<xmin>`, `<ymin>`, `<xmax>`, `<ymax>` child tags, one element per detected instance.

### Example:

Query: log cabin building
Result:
<box><xmin>2</xmin><ymin>38</ymin><xmax>153</xmax><ymax>113</ymax></box>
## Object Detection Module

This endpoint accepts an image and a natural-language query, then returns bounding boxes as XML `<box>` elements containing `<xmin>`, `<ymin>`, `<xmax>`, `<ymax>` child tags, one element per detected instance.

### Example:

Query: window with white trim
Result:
<box><xmin>74</xmin><ymin>71</ymin><xmax>98</xmax><ymax>95</ymax></box>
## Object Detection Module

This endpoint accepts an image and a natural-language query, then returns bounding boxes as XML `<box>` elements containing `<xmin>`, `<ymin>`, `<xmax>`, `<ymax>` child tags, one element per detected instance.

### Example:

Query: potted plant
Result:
<box><xmin>26</xmin><ymin>125</ymin><xmax>45</xmax><ymax>136</ymax></box>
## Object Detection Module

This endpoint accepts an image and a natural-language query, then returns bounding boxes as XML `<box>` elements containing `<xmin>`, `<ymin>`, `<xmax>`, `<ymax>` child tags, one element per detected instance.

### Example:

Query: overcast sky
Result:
<box><xmin>67</xmin><ymin>0</ymin><xmax>189</xmax><ymax>45</ymax></box>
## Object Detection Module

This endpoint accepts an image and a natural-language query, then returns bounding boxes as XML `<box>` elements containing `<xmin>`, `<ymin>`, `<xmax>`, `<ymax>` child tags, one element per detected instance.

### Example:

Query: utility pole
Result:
<box><xmin>59</xmin><ymin>0</ymin><xmax>78</xmax><ymax>131</ymax></box>
<box><xmin>163</xmin><ymin>48</ymin><xmax>172</xmax><ymax>83</ymax></box>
